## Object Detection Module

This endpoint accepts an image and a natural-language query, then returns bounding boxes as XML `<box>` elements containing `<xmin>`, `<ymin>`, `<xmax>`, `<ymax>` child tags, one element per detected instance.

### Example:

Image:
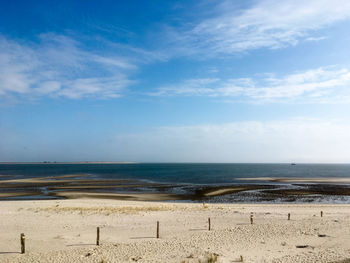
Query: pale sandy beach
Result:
<box><xmin>1</xmin><ymin>199</ymin><xmax>350</xmax><ymax>263</ymax></box>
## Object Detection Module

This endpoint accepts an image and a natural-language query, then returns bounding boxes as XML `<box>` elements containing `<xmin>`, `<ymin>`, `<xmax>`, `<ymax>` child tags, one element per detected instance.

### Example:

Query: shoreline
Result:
<box><xmin>1</xmin><ymin>175</ymin><xmax>350</xmax><ymax>203</ymax></box>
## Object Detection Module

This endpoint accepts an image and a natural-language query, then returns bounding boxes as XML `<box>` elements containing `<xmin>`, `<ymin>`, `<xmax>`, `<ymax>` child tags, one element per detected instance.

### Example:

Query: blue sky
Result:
<box><xmin>1</xmin><ymin>0</ymin><xmax>350</xmax><ymax>162</ymax></box>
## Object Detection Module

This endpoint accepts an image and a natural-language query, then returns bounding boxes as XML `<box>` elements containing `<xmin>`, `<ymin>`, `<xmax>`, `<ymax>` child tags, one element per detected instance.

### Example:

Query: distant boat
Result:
<box><xmin>291</xmin><ymin>163</ymin><xmax>296</xmax><ymax>165</ymax></box>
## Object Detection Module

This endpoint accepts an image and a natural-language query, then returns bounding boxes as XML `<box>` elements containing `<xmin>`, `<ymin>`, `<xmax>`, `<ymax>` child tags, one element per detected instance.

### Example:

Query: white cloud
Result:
<box><xmin>0</xmin><ymin>38</ymin><xmax>37</xmax><ymax>95</ymax></box>
<box><xmin>91</xmin><ymin>56</ymin><xmax>136</xmax><ymax>69</ymax></box>
<box><xmin>0</xmin><ymin>34</ymin><xmax>138</xmax><ymax>100</ymax></box>
<box><xmin>112</xmin><ymin>119</ymin><xmax>350</xmax><ymax>163</ymax></box>
<box><xmin>166</xmin><ymin>0</ymin><xmax>350</xmax><ymax>55</ymax></box>
<box><xmin>151</xmin><ymin>67</ymin><xmax>350</xmax><ymax>103</ymax></box>
<box><xmin>35</xmin><ymin>81</ymin><xmax>61</xmax><ymax>95</ymax></box>
<box><xmin>150</xmin><ymin>78</ymin><xmax>220</xmax><ymax>96</ymax></box>
<box><xmin>57</xmin><ymin>76</ymin><xmax>133</xmax><ymax>99</ymax></box>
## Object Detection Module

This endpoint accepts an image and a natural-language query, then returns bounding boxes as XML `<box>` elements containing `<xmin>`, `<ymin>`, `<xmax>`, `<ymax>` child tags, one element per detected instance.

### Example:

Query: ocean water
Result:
<box><xmin>1</xmin><ymin>163</ymin><xmax>350</xmax><ymax>184</ymax></box>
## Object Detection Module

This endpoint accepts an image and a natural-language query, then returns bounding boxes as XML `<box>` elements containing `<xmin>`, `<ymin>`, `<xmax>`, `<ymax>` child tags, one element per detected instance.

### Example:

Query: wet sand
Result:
<box><xmin>1</xmin><ymin>175</ymin><xmax>350</xmax><ymax>203</ymax></box>
<box><xmin>239</xmin><ymin>177</ymin><xmax>350</xmax><ymax>183</ymax></box>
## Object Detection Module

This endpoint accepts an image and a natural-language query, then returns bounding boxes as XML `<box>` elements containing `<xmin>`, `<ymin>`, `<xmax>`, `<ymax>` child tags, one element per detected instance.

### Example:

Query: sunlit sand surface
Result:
<box><xmin>0</xmin><ymin>199</ymin><xmax>350</xmax><ymax>262</ymax></box>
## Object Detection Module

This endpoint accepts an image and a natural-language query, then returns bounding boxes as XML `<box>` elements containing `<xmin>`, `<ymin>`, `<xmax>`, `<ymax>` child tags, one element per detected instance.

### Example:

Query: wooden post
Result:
<box><xmin>240</xmin><ymin>255</ymin><xmax>243</xmax><ymax>262</ymax></box>
<box><xmin>156</xmin><ymin>221</ymin><xmax>159</xmax><ymax>239</ymax></box>
<box><xmin>20</xmin><ymin>233</ymin><xmax>25</xmax><ymax>254</ymax></box>
<box><xmin>288</xmin><ymin>213</ymin><xmax>290</xmax><ymax>220</ymax></box>
<box><xmin>250</xmin><ymin>215</ymin><xmax>253</xmax><ymax>225</ymax></box>
<box><xmin>96</xmin><ymin>227</ymin><xmax>100</xmax><ymax>246</ymax></box>
<box><xmin>208</xmin><ymin>217</ymin><xmax>211</xmax><ymax>231</ymax></box>
<box><xmin>321</xmin><ymin>211</ymin><xmax>323</xmax><ymax>217</ymax></box>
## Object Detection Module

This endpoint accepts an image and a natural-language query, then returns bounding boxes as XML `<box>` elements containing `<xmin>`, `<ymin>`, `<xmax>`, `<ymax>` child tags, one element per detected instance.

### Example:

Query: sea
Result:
<box><xmin>1</xmin><ymin>163</ymin><xmax>350</xmax><ymax>184</ymax></box>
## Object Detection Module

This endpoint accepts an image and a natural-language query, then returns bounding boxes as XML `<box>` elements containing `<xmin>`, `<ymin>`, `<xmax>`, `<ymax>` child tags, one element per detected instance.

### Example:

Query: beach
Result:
<box><xmin>1</xmin><ymin>165</ymin><xmax>350</xmax><ymax>262</ymax></box>
<box><xmin>2</xmin><ymin>172</ymin><xmax>350</xmax><ymax>203</ymax></box>
<box><xmin>1</xmin><ymin>199</ymin><xmax>350</xmax><ymax>262</ymax></box>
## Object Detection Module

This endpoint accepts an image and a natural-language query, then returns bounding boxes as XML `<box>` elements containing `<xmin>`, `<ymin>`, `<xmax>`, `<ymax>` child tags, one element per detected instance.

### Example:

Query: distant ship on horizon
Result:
<box><xmin>291</xmin><ymin>163</ymin><xmax>297</xmax><ymax>165</ymax></box>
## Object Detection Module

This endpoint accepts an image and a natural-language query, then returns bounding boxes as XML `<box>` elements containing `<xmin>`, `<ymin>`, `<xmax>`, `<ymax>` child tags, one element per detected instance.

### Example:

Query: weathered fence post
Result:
<box><xmin>96</xmin><ymin>227</ymin><xmax>100</xmax><ymax>246</ymax></box>
<box><xmin>20</xmin><ymin>233</ymin><xmax>25</xmax><ymax>254</ymax></box>
<box><xmin>288</xmin><ymin>213</ymin><xmax>290</xmax><ymax>220</ymax></box>
<box><xmin>208</xmin><ymin>217</ymin><xmax>211</xmax><ymax>231</ymax></box>
<box><xmin>156</xmin><ymin>221</ymin><xmax>159</xmax><ymax>239</ymax></box>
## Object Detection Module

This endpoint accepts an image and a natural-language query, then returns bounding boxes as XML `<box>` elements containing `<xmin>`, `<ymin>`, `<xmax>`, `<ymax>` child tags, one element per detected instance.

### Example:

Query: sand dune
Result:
<box><xmin>0</xmin><ymin>199</ymin><xmax>350</xmax><ymax>262</ymax></box>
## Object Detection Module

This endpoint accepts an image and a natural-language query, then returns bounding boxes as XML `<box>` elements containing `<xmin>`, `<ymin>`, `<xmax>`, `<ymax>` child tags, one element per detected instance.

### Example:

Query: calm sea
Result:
<box><xmin>1</xmin><ymin>163</ymin><xmax>350</xmax><ymax>184</ymax></box>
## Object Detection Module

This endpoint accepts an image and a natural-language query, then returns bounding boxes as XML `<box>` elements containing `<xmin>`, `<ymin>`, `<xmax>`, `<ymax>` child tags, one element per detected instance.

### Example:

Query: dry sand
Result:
<box><xmin>0</xmin><ymin>199</ymin><xmax>350</xmax><ymax>263</ymax></box>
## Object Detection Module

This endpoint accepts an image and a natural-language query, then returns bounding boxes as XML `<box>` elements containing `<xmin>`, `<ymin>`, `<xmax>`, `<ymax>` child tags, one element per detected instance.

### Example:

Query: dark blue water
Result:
<box><xmin>1</xmin><ymin>163</ymin><xmax>350</xmax><ymax>184</ymax></box>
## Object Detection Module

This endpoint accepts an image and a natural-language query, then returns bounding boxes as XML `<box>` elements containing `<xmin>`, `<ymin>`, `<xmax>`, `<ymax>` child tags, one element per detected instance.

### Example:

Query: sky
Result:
<box><xmin>1</xmin><ymin>0</ymin><xmax>350</xmax><ymax>162</ymax></box>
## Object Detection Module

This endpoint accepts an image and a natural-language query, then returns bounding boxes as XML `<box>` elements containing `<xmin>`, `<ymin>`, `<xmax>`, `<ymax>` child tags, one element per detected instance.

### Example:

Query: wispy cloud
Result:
<box><xmin>150</xmin><ymin>78</ymin><xmax>221</xmax><ymax>96</ymax></box>
<box><xmin>164</xmin><ymin>0</ymin><xmax>350</xmax><ymax>55</ymax></box>
<box><xmin>0</xmin><ymin>34</ymin><xmax>140</xmax><ymax>100</ymax></box>
<box><xmin>150</xmin><ymin>67</ymin><xmax>350</xmax><ymax>103</ymax></box>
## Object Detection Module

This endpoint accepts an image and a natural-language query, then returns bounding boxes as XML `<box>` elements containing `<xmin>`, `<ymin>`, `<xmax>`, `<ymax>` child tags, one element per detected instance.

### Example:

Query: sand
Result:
<box><xmin>239</xmin><ymin>177</ymin><xmax>350</xmax><ymax>183</ymax></box>
<box><xmin>3</xmin><ymin>174</ymin><xmax>350</xmax><ymax>203</ymax></box>
<box><xmin>0</xmin><ymin>199</ymin><xmax>350</xmax><ymax>263</ymax></box>
<box><xmin>204</xmin><ymin>187</ymin><xmax>247</xmax><ymax>196</ymax></box>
